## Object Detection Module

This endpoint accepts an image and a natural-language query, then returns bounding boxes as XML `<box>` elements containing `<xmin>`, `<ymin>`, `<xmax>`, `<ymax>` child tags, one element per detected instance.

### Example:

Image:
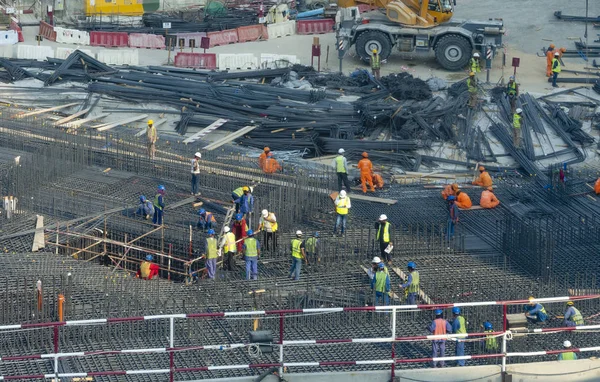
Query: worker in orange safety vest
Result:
<box><xmin>357</xmin><ymin>152</ymin><xmax>375</xmax><ymax>193</ymax></box>
<box><xmin>472</xmin><ymin>166</ymin><xmax>493</xmax><ymax>187</ymax></box>
<box><xmin>258</xmin><ymin>147</ymin><xmax>270</xmax><ymax>170</ymax></box>
<box><xmin>545</xmin><ymin>44</ymin><xmax>555</xmax><ymax>77</ymax></box>
<box><xmin>263</xmin><ymin>152</ymin><xmax>282</xmax><ymax>174</ymax></box>
<box><xmin>372</xmin><ymin>172</ymin><xmax>384</xmax><ymax>189</ymax></box>
<box><xmin>455</xmin><ymin>190</ymin><xmax>472</xmax><ymax>209</ymax></box>
<box><xmin>442</xmin><ymin>183</ymin><xmax>459</xmax><ymax>200</ymax></box>
<box><xmin>480</xmin><ymin>187</ymin><xmax>500</xmax><ymax>209</ymax></box>
<box><xmin>594</xmin><ymin>178</ymin><xmax>600</xmax><ymax>195</ymax></box>
<box><xmin>428</xmin><ymin>309</ymin><xmax>452</xmax><ymax>368</ymax></box>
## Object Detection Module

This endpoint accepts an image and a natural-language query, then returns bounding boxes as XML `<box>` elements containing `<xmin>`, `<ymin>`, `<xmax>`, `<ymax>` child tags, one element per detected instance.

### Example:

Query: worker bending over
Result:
<box><xmin>506</xmin><ymin>76</ymin><xmax>519</xmax><ymax>112</ymax></box>
<box><xmin>375</xmin><ymin>214</ymin><xmax>393</xmax><ymax>263</ymax></box>
<box><xmin>259</xmin><ymin>209</ymin><xmax>278</xmax><ymax>251</ymax></box>
<box><xmin>289</xmin><ymin>231</ymin><xmax>306</xmax><ymax>281</ymax></box>
<box><xmin>243</xmin><ymin>230</ymin><xmax>260</xmax><ymax>280</ymax></box>
<box><xmin>137</xmin><ymin>254</ymin><xmax>159</xmax><ymax>280</ymax></box>
<box><xmin>513</xmin><ymin>108</ymin><xmax>523</xmax><ymax>148</ymax></box>
<box><xmin>333</xmin><ymin>190</ymin><xmax>350</xmax><ymax>236</ymax></box>
<box><xmin>472</xmin><ymin>166</ymin><xmax>492</xmax><ymax>187</ymax></box>
<box><xmin>372</xmin><ymin>172</ymin><xmax>384</xmax><ymax>189</ymax></box>
<box><xmin>236</xmin><ymin>186</ymin><xmax>254</xmax><ymax>220</ymax></box>
<box><xmin>455</xmin><ymin>190</ymin><xmax>472</xmax><ymax>209</ymax></box>
<box><xmin>480</xmin><ymin>187</ymin><xmax>500</xmax><ymax>209</ymax></box>
<box><xmin>399</xmin><ymin>262</ymin><xmax>419</xmax><ymax>305</ymax></box>
<box><xmin>442</xmin><ymin>183</ymin><xmax>458</xmax><ymax>200</ymax></box>
<box><xmin>258</xmin><ymin>147</ymin><xmax>270</xmax><ymax>170</ymax></box>
<box><xmin>564</xmin><ymin>301</ymin><xmax>584</xmax><ymax>327</ymax></box>
<box><xmin>482</xmin><ymin>321</ymin><xmax>498</xmax><ymax>352</ymax></box>
<box><xmin>231</xmin><ymin>186</ymin><xmax>246</xmax><ymax>213</ymax></box>
<box><xmin>153</xmin><ymin>185</ymin><xmax>166</xmax><ymax>225</ymax></box>
<box><xmin>524</xmin><ymin>296</ymin><xmax>548</xmax><ymax>324</ymax></box>
<box><xmin>428</xmin><ymin>309</ymin><xmax>452</xmax><ymax>368</ymax></box>
<box><xmin>545</xmin><ymin>44</ymin><xmax>555</xmax><ymax>77</ymax></box>
<box><xmin>263</xmin><ymin>152</ymin><xmax>282</xmax><ymax>174</ymax></box>
<box><xmin>136</xmin><ymin>195</ymin><xmax>154</xmax><ymax>220</ymax></box>
<box><xmin>357</xmin><ymin>152</ymin><xmax>375</xmax><ymax>193</ymax></box>
<box><xmin>204</xmin><ymin>229</ymin><xmax>218</xmax><ymax>279</ymax></box>
<box><xmin>220</xmin><ymin>226</ymin><xmax>236</xmax><ymax>271</ymax></box>
<box><xmin>371</xmin><ymin>263</ymin><xmax>390</xmax><ymax>306</ymax></box>
<box><xmin>332</xmin><ymin>148</ymin><xmax>352</xmax><ymax>192</ymax></box>
<box><xmin>558</xmin><ymin>341</ymin><xmax>577</xmax><ymax>361</ymax></box>
<box><xmin>197</xmin><ymin>209</ymin><xmax>216</xmax><ymax>232</ymax></box>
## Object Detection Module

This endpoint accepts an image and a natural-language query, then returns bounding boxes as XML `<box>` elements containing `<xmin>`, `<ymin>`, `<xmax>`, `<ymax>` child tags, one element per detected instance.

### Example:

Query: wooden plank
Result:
<box><xmin>459</xmin><ymin>205</ymin><xmax>484</xmax><ymax>211</ymax></box>
<box><xmin>165</xmin><ymin>196</ymin><xmax>196</xmax><ymax>210</ymax></box>
<box><xmin>390</xmin><ymin>267</ymin><xmax>434</xmax><ymax>305</ymax></box>
<box><xmin>203</xmin><ymin>125</ymin><xmax>257</xmax><ymax>151</ymax></box>
<box><xmin>63</xmin><ymin>114</ymin><xmax>109</xmax><ymax>129</ymax></box>
<box><xmin>53</xmin><ymin>107</ymin><xmax>92</xmax><ymax>126</ymax></box>
<box><xmin>18</xmin><ymin>102</ymin><xmax>79</xmax><ymax>117</ymax></box>
<box><xmin>183</xmin><ymin>118</ymin><xmax>228</xmax><ymax>144</ymax></box>
<box><xmin>95</xmin><ymin>114</ymin><xmax>148</xmax><ymax>132</ymax></box>
<box><xmin>329</xmin><ymin>190</ymin><xmax>396</xmax><ymax>205</ymax></box>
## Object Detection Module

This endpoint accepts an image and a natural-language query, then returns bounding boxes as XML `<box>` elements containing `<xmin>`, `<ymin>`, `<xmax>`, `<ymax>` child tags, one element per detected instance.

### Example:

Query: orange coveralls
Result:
<box><xmin>480</xmin><ymin>190</ymin><xmax>500</xmax><ymax>209</ymax></box>
<box><xmin>258</xmin><ymin>152</ymin><xmax>268</xmax><ymax>170</ymax></box>
<box><xmin>455</xmin><ymin>192</ymin><xmax>472</xmax><ymax>209</ymax></box>
<box><xmin>595</xmin><ymin>178</ymin><xmax>600</xmax><ymax>195</ymax></box>
<box><xmin>473</xmin><ymin>171</ymin><xmax>493</xmax><ymax>187</ymax></box>
<box><xmin>264</xmin><ymin>158</ymin><xmax>282</xmax><ymax>174</ymax></box>
<box><xmin>357</xmin><ymin>158</ymin><xmax>375</xmax><ymax>193</ymax></box>
<box><xmin>372</xmin><ymin>173</ymin><xmax>384</xmax><ymax>189</ymax></box>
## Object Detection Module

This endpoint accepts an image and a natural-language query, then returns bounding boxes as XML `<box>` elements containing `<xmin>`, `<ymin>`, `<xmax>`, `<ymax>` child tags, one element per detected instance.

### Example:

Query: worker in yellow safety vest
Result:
<box><xmin>551</xmin><ymin>51</ymin><xmax>561</xmax><ymax>88</ymax></box>
<box><xmin>333</xmin><ymin>190</ymin><xmax>351</xmax><ymax>236</ymax></box>
<box><xmin>331</xmin><ymin>148</ymin><xmax>352</xmax><ymax>192</ymax></box>
<box><xmin>513</xmin><ymin>108</ymin><xmax>523</xmax><ymax>148</ymax></box>
<box><xmin>375</xmin><ymin>214</ymin><xmax>393</xmax><ymax>263</ymax></box>
<box><xmin>220</xmin><ymin>226</ymin><xmax>236</xmax><ymax>272</ymax></box>
<box><xmin>288</xmin><ymin>230</ymin><xmax>306</xmax><ymax>281</ymax></box>
<box><xmin>370</xmin><ymin>49</ymin><xmax>381</xmax><ymax>79</ymax></box>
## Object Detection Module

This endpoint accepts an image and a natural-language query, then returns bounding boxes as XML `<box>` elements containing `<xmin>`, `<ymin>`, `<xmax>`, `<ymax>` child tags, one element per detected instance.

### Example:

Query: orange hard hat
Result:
<box><xmin>362</xmin><ymin>152</ymin><xmax>368</xmax><ymax>158</ymax></box>
<box><xmin>560</xmin><ymin>47</ymin><xmax>567</xmax><ymax>53</ymax></box>
<box><xmin>549</xmin><ymin>43</ymin><xmax>555</xmax><ymax>49</ymax></box>
<box><xmin>264</xmin><ymin>147</ymin><xmax>270</xmax><ymax>152</ymax></box>
<box><xmin>479</xmin><ymin>166</ymin><xmax>485</xmax><ymax>171</ymax></box>
<box><xmin>487</xmin><ymin>186</ymin><xmax>494</xmax><ymax>191</ymax></box>
<box><xmin>451</xmin><ymin>183</ymin><xmax>459</xmax><ymax>191</ymax></box>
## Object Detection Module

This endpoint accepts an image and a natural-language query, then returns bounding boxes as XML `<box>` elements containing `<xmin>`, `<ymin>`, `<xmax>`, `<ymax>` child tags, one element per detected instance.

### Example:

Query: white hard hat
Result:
<box><xmin>554</xmin><ymin>51</ymin><xmax>560</xmax><ymax>56</ymax></box>
<box><xmin>372</xmin><ymin>256</ymin><xmax>381</xmax><ymax>263</ymax></box>
<box><xmin>338</xmin><ymin>148</ymin><xmax>345</xmax><ymax>154</ymax></box>
<box><xmin>261</xmin><ymin>209</ymin><xmax>268</xmax><ymax>217</ymax></box>
<box><xmin>223</xmin><ymin>226</ymin><xmax>230</xmax><ymax>233</ymax></box>
<box><xmin>516</xmin><ymin>108</ymin><xmax>523</xmax><ymax>114</ymax></box>
<box><xmin>296</xmin><ymin>230</ymin><xmax>303</xmax><ymax>236</ymax></box>
<box><xmin>249</xmin><ymin>186</ymin><xmax>254</xmax><ymax>193</ymax></box>
<box><xmin>339</xmin><ymin>190</ymin><xmax>347</xmax><ymax>197</ymax></box>
<box><xmin>473</xmin><ymin>52</ymin><xmax>480</xmax><ymax>57</ymax></box>
<box><xmin>563</xmin><ymin>340</ymin><xmax>572</xmax><ymax>348</ymax></box>
<box><xmin>194</xmin><ymin>152</ymin><xmax>201</xmax><ymax>158</ymax></box>
<box><xmin>379</xmin><ymin>214</ymin><xmax>387</xmax><ymax>221</ymax></box>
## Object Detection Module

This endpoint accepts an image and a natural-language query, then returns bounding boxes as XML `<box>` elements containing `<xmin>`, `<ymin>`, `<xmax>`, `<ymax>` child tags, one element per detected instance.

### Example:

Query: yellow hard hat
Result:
<box><xmin>372</xmin><ymin>49</ymin><xmax>377</xmax><ymax>53</ymax></box>
<box><xmin>469</xmin><ymin>72</ymin><xmax>475</xmax><ymax>76</ymax></box>
<box><xmin>243</xmin><ymin>186</ymin><xmax>249</xmax><ymax>191</ymax></box>
<box><xmin>148</xmin><ymin>120</ymin><xmax>154</xmax><ymax>125</ymax></box>
<box><xmin>566</xmin><ymin>301</ymin><xmax>574</xmax><ymax>306</ymax></box>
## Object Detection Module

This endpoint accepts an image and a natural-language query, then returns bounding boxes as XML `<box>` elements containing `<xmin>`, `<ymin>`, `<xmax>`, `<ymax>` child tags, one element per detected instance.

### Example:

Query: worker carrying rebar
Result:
<box><xmin>513</xmin><ymin>108</ymin><xmax>523</xmax><ymax>148</ymax></box>
<box><xmin>455</xmin><ymin>190</ymin><xmax>472</xmax><ymax>209</ymax></box>
<box><xmin>205</xmin><ymin>229</ymin><xmax>218</xmax><ymax>279</ymax></box>
<box><xmin>524</xmin><ymin>296</ymin><xmax>548</xmax><ymax>324</ymax></box>
<box><xmin>482</xmin><ymin>321</ymin><xmax>498</xmax><ymax>352</ymax></box>
<box><xmin>551</xmin><ymin>51</ymin><xmax>561</xmax><ymax>88</ymax></box>
<box><xmin>234</xmin><ymin>186</ymin><xmax>254</xmax><ymax>219</ymax></box>
<box><xmin>558</xmin><ymin>341</ymin><xmax>577</xmax><ymax>361</ymax></box>
<box><xmin>220</xmin><ymin>226</ymin><xmax>236</xmax><ymax>272</ymax></box>
<box><xmin>467</xmin><ymin>72</ymin><xmax>478</xmax><ymax>109</ymax></box>
<box><xmin>506</xmin><ymin>76</ymin><xmax>519</xmax><ymax>112</ymax></box>
<box><xmin>136</xmin><ymin>195</ymin><xmax>154</xmax><ymax>220</ymax></box>
<box><xmin>472</xmin><ymin>166</ymin><xmax>493</xmax><ymax>187</ymax></box>
<box><xmin>258</xmin><ymin>147</ymin><xmax>270</xmax><ymax>170</ymax></box>
<box><xmin>191</xmin><ymin>152</ymin><xmax>201</xmax><ymax>196</ymax></box>
<box><xmin>232</xmin><ymin>213</ymin><xmax>248</xmax><ymax>255</ymax></box>
<box><xmin>263</xmin><ymin>152</ymin><xmax>282</xmax><ymax>174</ymax></box>
<box><xmin>333</xmin><ymin>190</ymin><xmax>351</xmax><ymax>236</ymax></box>
<box><xmin>258</xmin><ymin>209</ymin><xmax>278</xmax><ymax>251</ymax></box>
<box><xmin>332</xmin><ymin>148</ymin><xmax>352</xmax><ymax>193</ymax></box>
<box><xmin>594</xmin><ymin>178</ymin><xmax>600</xmax><ymax>195</ymax></box>
<box><xmin>375</xmin><ymin>214</ymin><xmax>393</xmax><ymax>263</ymax></box>
<box><xmin>470</xmin><ymin>52</ymin><xmax>481</xmax><ymax>73</ymax></box>
<box><xmin>564</xmin><ymin>301</ymin><xmax>584</xmax><ymax>327</ymax></box>
<box><xmin>545</xmin><ymin>44</ymin><xmax>555</xmax><ymax>77</ymax></box>
<box><xmin>136</xmin><ymin>254</ymin><xmax>159</xmax><ymax>280</ymax></box>
<box><xmin>153</xmin><ymin>185</ymin><xmax>166</xmax><ymax>225</ymax></box>
<box><xmin>372</xmin><ymin>172</ymin><xmax>385</xmax><ymax>190</ymax></box>
<box><xmin>146</xmin><ymin>120</ymin><xmax>157</xmax><ymax>160</ymax></box>
<box><xmin>371</xmin><ymin>263</ymin><xmax>390</xmax><ymax>306</ymax></box>
<box><xmin>451</xmin><ymin>307</ymin><xmax>467</xmax><ymax>366</ymax></box>
<box><xmin>447</xmin><ymin>195</ymin><xmax>459</xmax><ymax>242</ymax></box>
<box><xmin>428</xmin><ymin>309</ymin><xmax>452</xmax><ymax>368</ymax></box>
<box><xmin>197</xmin><ymin>209</ymin><xmax>217</xmax><ymax>232</ymax></box>
<box><xmin>480</xmin><ymin>187</ymin><xmax>500</xmax><ymax>209</ymax></box>
<box><xmin>441</xmin><ymin>183</ymin><xmax>459</xmax><ymax>200</ymax></box>
<box><xmin>305</xmin><ymin>232</ymin><xmax>319</xmax><ymax>264</ymax></box>
<box><xmin>243</xmin><ymin>229</ymin><xmax>260</xmax><ymax>280</ymax></box>
<box><xmin>289</xmin><ymin>230</ymin><xmax>306</xmax><ymax>281</ymax></box>
<box><xmin>370</xmin><ymin>49</ymin><xmax>381</xmax><ymax>80</ymax></box>
<box><xmin>399</xmin><ymin>262</ymin><xmax>419</xmax><ymax>305</ymax></box>
<box><xmin>357</xmin><ymin>152</ymin><xmax>376</xmax><ymax>193</ymax></box>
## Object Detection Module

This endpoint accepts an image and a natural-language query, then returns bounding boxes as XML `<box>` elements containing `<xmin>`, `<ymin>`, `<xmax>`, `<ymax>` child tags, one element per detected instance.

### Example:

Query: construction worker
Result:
<box><xmin>243</xmin><ymin>229</ymin><xmax>260</xmax><ymax>280</ymax></box>
<box><xmin>204</xmin><ymin>229</ymin><xmax>218</xmax><ymax>279</ymax></box>
<box><xmin>370</xmin><ymin>49</ymin><xmax>380</xmax><ymax>80</ymax></box>
<box><xmin>545</xmin><ymin>44</ymin><xmax>555</xmax><ymax>77</ymax></box>
<box><xmin>483</xmin><ymin>321</ymin><xmax>498</xmax><ymax>352</ymax></box>
<box><xmin>467</xmin><ymin>72</ymin><xmax>478</xmax><ymax>108</ymax></box>
<box><xmin>551</xmin><ymin>51</ymin><xmax>561</xmax><ymax>88</ymax></box>
<box><xmin>451</xmin><ymin>307</ymin><xmax>467</xmax><ymax>366</ymax></box>
<box><xmin>220</xmin><ymin>226</ymin><xmax>236</xmax><ymax>271</ymax></box>
<box><xmin>232</xmin><ymin>213</ymin><xmax>248</xmax><ymax>255</ymax></box>
<box><xmin>263</xmin><ymin>152</ymin><xmax>282</xmax><ymax>174</ymax></box>
<box><xmin>428</xmin><ymin>309</ymin><xmax>452</xmax><ymax>368</ymax></box>
<box><xmin>480</xmin><ymin>187</ymin><xmax>500</xmax><ymax>209</ymax></box>
<box><xmin>524</xmin><ymin>296</ymin><xmax>548</xmax><ymax>324</ymax></box>
<box><xmin>146</xmin><ymin>120</ymin><xmax>157</xmax><ymax>159</ymax></box>
<box><xmin>558</xmin><ymin>341</ymin><xmax>577</xmax><ymax>361</ymax></box>
<box><xmin>289</xmin><ymin>230</ymin><xmax>306</xmax><ymax>281</ymax></box>
<box><xmin>258</xmin><ymin>147</ymin><xmax>270</xmax><ymax>170</ymax></box>
<box><xmin>513</xmin><ymin>108</ymin><xmax>523</xmax><ymax>148</ymax></box>
<box><xmin>371</xmin><ymin>263</ymin><xmax>390</xmax><ymax>306</ymax></box>
<box><xmin>564</xmin><ymin>301</ymin><xmax>584</xmax><ymax>327</ymax></box>
<box><xmin>595</xmin><ymin>177</ymin><xmax>600</xmax><ymax>195</ymax></box>
<box><xmin>197</xmin><ymin>209</ymin><xmax>216</xmax><ymax>232</ymax></box>
<box><xmin>332</xmin><ymin>148</ymin><xmax>352</xmax><ymax>193</ymax></box>
<box><xmin>470</xmin><ymin>52</ymin><xmax>481</xmax><ymax>73</ymax></box>
<box><xmin>153</xmin><ymin>185</ymin><xmax>165</xmax><ymax>225</ymax></box>
<box><xmin>136</xmin><ymin>254</ymin><xmax>159</xmax><ymax>280</ymax></box>
<box><xmin>191</xmin><ymin>152</ymin><xmax>201</xmax><ymax>196</ymax></box>
<box><xmin>357</xmin><ymin>152</ymin><xmax>375</xmax><ymax>193</ymax></box>
<box><xmin>372</xmin><ymin>172</ymin><xmax>385</xmax><ymax>190</ymax></box>
<box><xmin>472</xmin><ymin>166</ymin><xmax>492</xmax><ymax>187</ymax></box>
<box><xmin>441</xmin><ymin>183</ymin><xmax>458</xmax><ymax>200</ymax></box>
<box><xmin>258</xmin><ymin>209</ymin><xmax>278</xmax><ymax>251</ymax></box>
<box><xmin>236</xmin><ymin>186</ymin><xmax>254</xmax><ymax>219</ymax></box>
<box><xmin>506</xmin><ymin>75</ymin><xmax>519</xmax><ymax>112</ymax></box>
<box><xmin>136</xmin><ymin>195</ymin><xmax>154</xmax><ymax>220</ymax></box>
<box><xmin>399</xmin><ymin>262</ymin><xmax>419</xmax><ymax>305</ymax></box>
<box><xmin>333</xmin><ymin>190</ymin><xmax>350</xmax><ymax>236</ymax></box>
<box><xmin>231</xmin><ymin>186</ymin><xmax>247</xmax><ymax>213</ymax></box>
<box><xmin>455</xmin><ymin>190</ymin><xmax>472</xmax><ymax>209</ymax></box>
<box><xmin>305</xmin><ymin>232</ymin><xmax>319</xmax><ymax>264</ymax></box>
<box><xmin>375</xmin><ymin>214</ymin><xmax>393</xmax><ymax>263</ymax></box>
<box><xmin>447</xmin><ymin>195</ymin><xmax>459</xmax><ymax>242</ymax></box>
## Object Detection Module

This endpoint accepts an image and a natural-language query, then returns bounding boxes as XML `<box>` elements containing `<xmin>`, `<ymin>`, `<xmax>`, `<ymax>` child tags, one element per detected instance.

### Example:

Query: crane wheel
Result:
<box><xmin>434</xmin><ymin>34</ymin><xmax>471</xmax><ymax>71</ymax></box>
<box><xmin>355</xmin><ymin>31</ymin><xmax>392</xmax><ymax>63</ymax></box>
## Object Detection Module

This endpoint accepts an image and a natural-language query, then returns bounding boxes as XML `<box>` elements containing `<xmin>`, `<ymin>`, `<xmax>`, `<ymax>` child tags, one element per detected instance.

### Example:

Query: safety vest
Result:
<box><xmin>568</xmin><ymin>307</ymin><xmax>584</xmax><ymax>325</ymax></box>
<box><xmin>513</xmin><ymin>113</ymin><xmax>522</xmax><ymax>129</ymax></box>
<box><xmin>336</xmin><ymin>197</ymin><xmax>349</xmax><ymax>215</ymax></box>
<box><xmin>559</xmin><ymin>352</ymin><xmax>576</xmax><ymax>361</ymax></box>
<box><xmin>374</xmin><ymin>271</ymin><xmax>387</xmax><ymax>292</ymax></box>
<box><xmin>147</xmin><ymin>125</ymin><xmax>157</xmax><ymax>142</ymax></box>
<box><xmin>206</xmin><ymin>237</ymin><xmax>217</xmax><ymax>259</ymax></box>
<box><xmin>467</xmin><ymin>78</ymin><xmax>477</xmax><ymax>93</ymax></box>
<box><xmin>223</xmin><ymin>232</ymin><xmax>236</xmax><ymax>253</ymax></box>
<box><xmin>433</xmin><ymin>318</ymin><xmax>447</xmax><ymax>336</ymax></box>
<box><xmin>371</xmin><ymin>54</ymin><xmax>380</xmax><ymax>70</ymax></box>
<box><xmin>305</xmin><ymin>237</ymin><xmax>317</xmax><ymax>253</ymax></box>
<box><xmin>335</xmin><ymin>155</ymin><xmax>347</xmax><ymax>173</ymax></box>
<box><xmin>485</xmin><ymin>330</ymin><xmax>498</xmax><ymax>350</ymax></box>
<box><xmin>470</xmin><ymin>57</ymin><xmax>480</xmax><ymax>72</ymax></box>
<box><xmin>244</xmin><ymin>238</ymin><xmax>258</xmax><ymax>257</ymax></box>
<box><xmin>153</xmin><ymin>194</ymin><xmax>163</xmax><ymax>210</ymax></box>
<box><xmin>552</xmin><ymin>58</ymin><xmax>561</xmax><ymax>73</ymax></box>
<box><xmin>291</xmin><ymin>238</ymin><xmax>303</xmax><ymax>259</ymax></box>
<box><xmin>454</xmin><ymin>316</ymin><xmax>467</xmax><ymax>334</ymax></box>
<box><xmin>507</xmin><ymin>81</ymin><xmax>517</xmax><ymax>95</ymax></box>
<box><xmin>376</xmin><ymin>222</ymin><xmax>390</xmax><ymax>243</ymax></box>
<box><xmin>232</xmin><ymin>187</ymin><xmax>244</xmax><ymax>198</ymax></box>
<box><xmin>140</xmin><ymin>261</ymin><xmax>152</xmax><ymax>279</ymax></box>
<box><xmin>407</xmin><ymin>271</ymin><xmax>420</xmax><ymax>293</ymax></box>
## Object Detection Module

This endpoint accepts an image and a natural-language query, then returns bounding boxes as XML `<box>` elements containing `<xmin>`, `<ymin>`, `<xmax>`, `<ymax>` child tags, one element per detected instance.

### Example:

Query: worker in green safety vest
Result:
<box><xmin>305</xmin><ymin>232</ymin><xmax>319</xmax><ymax>264</ymax></box>
<box><xmin>551</xmin><ymin>51</ymin><xmax>561</xmax><ymax>88</ymax></box>
<box><xmin>564</xmin><ymin>301</ymin><xmax>584</xmax><ymax>327</ymax></box>
<box><xmin>370</xmin><ymin>263</ymin><xmax>390</xmax><ymax>306</ymax></box>
<box><xmin>370</xmin><ymin>48</ymin><xmax>381</xmax><ymax>80</ymax></box>
<box><xmin>513</xmin><ymin>108</ymin><xmax>523</xmax><ymax>148</ymax></box>
<box><xmin>451</xmin><ymin>307</ymin><xmax>467</xmax><ymax>366</ymax></box>
<box><xmin>558</xmin><ymin>340</ymin><xmax>577</xmax><ymax>361</ymax></box>
<box><xmin>243</xmin><ymin>230</ymin><xmax>260</xmax><ymax>280</ymax></box>
<box><xmin>331</xmin><ymin>148</ymin><xmax>351</xmax><ymax>193</ymax></box>
<box><xmin>483</xmin><ymin>321</ymin><xmax>498</xmax><ymax>352</ymax></box>
<box><xmin>205</xmin><ymin>229</ymin><xmax>218</xmax><ymax>279</ymax></box>
<box><xmin>288</xmin><ymin>230</ymin><xmax>306</xmax><ymax>281</ymax></box>
<box><xmin>470</xmin><ymin>52</ymin><xmax>481</xmax><ymax>73</ymax></box>
<box><xmin>467</xmin><ymin>72</ymin><xmax>478</xmax><ymax>108</ymax></box>
<box><xmin>399</xmin><ymin>262</ymin><xmax>419</xmax><ymax>305</ymax></box>
<box><xmin>506</xmin><ymin>75</ymin><xmax>519</xmax><ymax>112</ymax></box>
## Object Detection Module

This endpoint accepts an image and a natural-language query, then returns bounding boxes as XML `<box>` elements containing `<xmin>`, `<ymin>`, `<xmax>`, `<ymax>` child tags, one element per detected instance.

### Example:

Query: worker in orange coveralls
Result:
<box><xmin>258</xmin><ymin>147</ymin><xmax>270</xmax><ymax>170</ymax></box>
<box><xmin>263</xmin><ymin>152</ymin><xmax>282</xmax><ymax>174</ymax></box>
<box><xmin>480</xmin><ymin>187</ymin><xmax>500</xmax><ymax>209</ymax></box>
<box><xmin>136</xmin><ymin>254</ymin><xmax>160</xmax><ymax>280</ymax></box>
<box><xmin>595</xmin><ymin>178</ymin><xmax>600</xmax><ymax>195</ymax></box>
<box><xmin>455</xmin><ymin>190</ymin><xmax>472</xmax><ymax>209</ymax></box>
<box><xmin>232</xmin><ymin>213</ymin><xmax>248</xmax><ymax>254</ymax></box>
<box><xmin>372</xmin><ymin>172</ymin><xmax>384</xmax><ymax>189</ymax></box>
<box><xmin>545</xmin><ymin>44</ymin><xmax>555</xmax><ymax>77</ymax></box>
<box><xmin>357</xmin><ymin>152</ymin><xmax>375</xmax><ymax>193</ymax></box>
<box><xmin>472</xmin><ymin>166</ymin><xmax>493</xmax><ymax>187</ymax></box>
<box><xmin>442</xmin><ymin>183</ymin><xmax>459</xmax><ymax>200</ymax></box>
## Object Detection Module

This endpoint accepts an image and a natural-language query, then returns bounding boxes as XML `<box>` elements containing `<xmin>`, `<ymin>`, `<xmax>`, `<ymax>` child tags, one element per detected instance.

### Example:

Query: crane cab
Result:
<box><xmin>386</xmin><ymin>0</ymin><xmax>453</xmax><ymax>28</ymax></box>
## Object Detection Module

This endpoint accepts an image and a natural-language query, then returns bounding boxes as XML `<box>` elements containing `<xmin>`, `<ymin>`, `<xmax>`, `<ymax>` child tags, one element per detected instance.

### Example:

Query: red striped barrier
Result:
<box><xmin>236</xmin><ymin>24</ymin><xmax>268</xmax><ymax>42</ymax></box>
<box><xmin>9</xmin><ymin>18</ymin><xmax>23</xmax><ymax>42</ymax></box>
<box><xmin>174</xmin><ymin>52</ymin><xmax>217</xmax><ymax>69</ymax></box>
<box><xmin>128</xmin><ymin>33</ymin><xmax>166</xmax><ymax>49</ymax></box>
<box><xmin>207</xmin><ymin>29</ymin><xmax>238</xmax><ymax>47</ymax></box>
<box><xmin>90</xmin><ymin>31</ymin><xmax>128</xmax><ymax>47</ymax></box>
<box><xmin>38</xmin><ymin>21</ymin><xmax>56</xmax><ymax>42</ymax></box>
<box><xmin>296</xmin><ymin>19</ymin><xmax>334</xmax><ymax>35</ymax></box>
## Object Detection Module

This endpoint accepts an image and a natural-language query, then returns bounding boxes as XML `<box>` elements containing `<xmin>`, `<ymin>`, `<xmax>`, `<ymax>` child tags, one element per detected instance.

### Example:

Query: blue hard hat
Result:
<box><xmin>484</xmin><ymin>321</ymin><xmax>493</xmax><ymax>330</ymax></box>
<box><xmin>378</xmin><ymin>263</ymin><xmax>385</xmax><ymax>269</ymax></box>
<box><xmin>434</xmin><ymin>309</ymin><xmax>443</xmax><ymax>316</ymax></box>
<box><xmin>447</xmin><ymin>195</ymin><xmax>456</xmax><ymax>201</ymax></box>
<box><xmin>452</xmin><ymin>307</ymin><xmax>461</xmax><ymax>315</ymax></box>
<box><xmin>158</xmin><ymin>185</ymin><xmax>165</xmax><ymax>191</ymax></box>
<box><xmin>146</xmin><ymin>254</ymin><xmax>153</xmax><ymax>261</ymax></box>
<box><xmin>236</xmin><ymin>213</ymin><xmax>243</xmax><ymax>220</ymax></box>
<box><xmin>198</xmin><ymin>209</ymin><xmax>206</xmax><ymax>215</ymax></box>
<box><xmin>247</xmin><ymin>229</ymin><xmax>254</xmax><ymax>236</ymax></box>
<box><xmin>207</xmin><ymin>229</ymin><xmax>215</xmax><ymax>235</ymax></box>
<box><xmin>140</xmin><ymin>195</ymin><xmax>146</xmax><ymax>202</ymax></box>
<box><xmin>314</xmin><ymin>232</ymin><xmax>320</xmax><ymax>237</ymax></box>
<box><xmin>408</xmin><ymin>261</ymin><xmax>416</xmax><ymax>269</ymax></box>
